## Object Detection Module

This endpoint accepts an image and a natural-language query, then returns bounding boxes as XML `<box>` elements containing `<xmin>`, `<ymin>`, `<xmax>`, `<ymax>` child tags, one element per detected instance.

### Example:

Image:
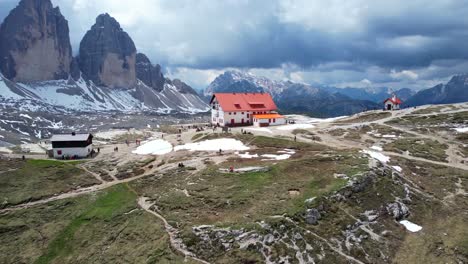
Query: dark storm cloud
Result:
<box><xmin>1</xmin><ymin>0</ymin><xmax>468</xmax><ymax>89</ymax></box>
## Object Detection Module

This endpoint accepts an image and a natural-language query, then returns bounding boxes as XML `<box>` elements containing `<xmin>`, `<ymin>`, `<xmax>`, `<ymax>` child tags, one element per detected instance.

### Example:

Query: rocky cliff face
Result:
<box><xmin>79</xmin><ymin>13</ymin><xmax>136</xmax><ymax>88</ymax></box>
<box><xmin>170</xmin><ymin>79</ymin><xmax>199</xmax><ymax>95</ymax></box>
<box><xmin>135</xmin><ymin>53</ymin><xmax>165</xmax><ymax>92</ymax></box>
<box><xmin>0</xmin><ymin>0</ymin><xmax>73</xmax><ymax>82</ymax></box>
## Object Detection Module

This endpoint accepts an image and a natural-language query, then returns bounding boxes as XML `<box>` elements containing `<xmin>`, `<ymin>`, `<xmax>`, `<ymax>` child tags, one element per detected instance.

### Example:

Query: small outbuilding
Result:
<box><xmin>253</xmin><ymin>113</ymin><xmax>286</xmax><ymax>127</ymax></box>
<box><xmin>50</xmin><ymin>132</ymin><xmax>93</xmax><ymax>159</ymax></box>
<box><xmin>384</xmin><ymin>95</ymin><xmax>402</xmax><ymax>110</ymax></box>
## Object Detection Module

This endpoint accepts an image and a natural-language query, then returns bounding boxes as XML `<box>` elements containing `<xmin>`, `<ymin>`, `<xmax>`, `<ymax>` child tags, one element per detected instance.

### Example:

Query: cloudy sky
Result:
<box><xmin>1</xmin><ymin>0</ymin><xmax>468</xmax><ymax>91</ymax></box>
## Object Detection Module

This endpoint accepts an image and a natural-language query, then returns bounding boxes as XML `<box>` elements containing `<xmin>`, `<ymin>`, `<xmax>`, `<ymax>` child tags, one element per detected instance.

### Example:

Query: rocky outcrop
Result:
<box><xmin>135</xmin><ymin>53</ymin><xmax>165</xmax><ymax>92</ymax></box>
<box><xmin>79</xmin><ymin>13</ymin><xmax>136</xmax><ymax>88</ymax></box>
<box><xmin>0</xmin><ymin>0</ymin><xmax>73</xmax><ymax>82</ymax></box>
<box><xmin>171</xmin><ymin>79</ymin><xmax>199</xmax><ymax>95</ymax></box>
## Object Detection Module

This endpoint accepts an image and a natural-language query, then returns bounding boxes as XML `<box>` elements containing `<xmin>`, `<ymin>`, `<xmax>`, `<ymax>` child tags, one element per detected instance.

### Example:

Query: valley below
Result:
<box><xmin>1</xmin><ymin>103</ymin><xmax>467</xmax><ymax>263</ymax></box>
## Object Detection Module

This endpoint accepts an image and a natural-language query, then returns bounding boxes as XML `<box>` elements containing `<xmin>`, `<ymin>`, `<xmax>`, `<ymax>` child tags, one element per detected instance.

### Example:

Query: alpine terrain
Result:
<box><xmin>205</xmin><ymin>71</ymin><xmax>381</xmax><ymax>117</ymax></box>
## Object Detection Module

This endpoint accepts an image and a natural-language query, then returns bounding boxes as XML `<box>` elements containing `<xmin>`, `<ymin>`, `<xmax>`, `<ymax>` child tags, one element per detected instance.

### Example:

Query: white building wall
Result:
<box><xmin>385</xmin><ymin>102</ymin><xmax>400</xmax><ymax>110</ymax></box>
<box><xmin>253</xmin><ymin>117</ymin><xmax>286</xmax><ymax>127</ymax></box>
<box><xmin>53</xmin><ymin>145</ymin><xmax>92</xmax><ymax>159</ymax></box>
<box><xmin>222</xmin><ymin>111</ymin><xmax>254</xmax><ymax>126</ymax></box>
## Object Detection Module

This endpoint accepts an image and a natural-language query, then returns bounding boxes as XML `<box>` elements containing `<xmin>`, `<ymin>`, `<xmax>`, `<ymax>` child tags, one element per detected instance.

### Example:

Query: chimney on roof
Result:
<box><xmin>72</xmin><ymin>132</ymin><xmax>76</xmax><ymax>136</ymax></box>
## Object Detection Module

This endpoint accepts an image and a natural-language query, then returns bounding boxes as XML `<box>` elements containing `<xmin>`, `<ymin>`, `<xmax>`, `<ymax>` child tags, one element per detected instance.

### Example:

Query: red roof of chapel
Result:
<box><xmin>384</xmin><ymin>97</ymin><xmax>402</xmax><ymax>104</ymax></box>
<box><xmin>210</xmin><ymin>93</ymin><xmax>278</xmax><ymax>112</ymax></box>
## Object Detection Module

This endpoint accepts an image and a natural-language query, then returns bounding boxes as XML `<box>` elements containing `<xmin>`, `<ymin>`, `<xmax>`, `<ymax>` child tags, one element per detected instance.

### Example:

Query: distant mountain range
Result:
<box><xmin>204</xmin><ymin>70</ymin><xmax>468</xmax><ymax>116</ymax></box>
<box><xmin>204</xmin><ymin>71</ymin><xmax>381</xmax><ymax>117</ymax></box>
<box><xmin>0</xmin><ymin>0</ymin><xmax>208</xmax><ymax>113</ymax></box>
<box><xmin>405</xmin><ymin>74</ymin><xmax>468</xmax><ymax>106</ymax></box>
<box><xmin>326</xmin><ymin>87</ymin><xmax>415</xmax><ymax>103</ymax></box>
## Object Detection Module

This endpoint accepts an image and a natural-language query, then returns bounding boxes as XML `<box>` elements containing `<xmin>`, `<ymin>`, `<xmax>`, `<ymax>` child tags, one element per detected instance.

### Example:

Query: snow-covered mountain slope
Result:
<box><xmin>0</xmin><ymin>73</ymin><xmax>209</xmax><ymax>114</ymax></box>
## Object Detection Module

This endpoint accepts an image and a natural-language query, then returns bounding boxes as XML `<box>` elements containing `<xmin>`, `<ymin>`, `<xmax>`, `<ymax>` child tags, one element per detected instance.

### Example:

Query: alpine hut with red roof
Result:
<box><xmin>384</xmin><ymin>94</ymin><xmax>402</xmax><ymax>111</ymax></box>
<box><xmin>210</xmin><ymin>92</ymin><xmax>286</xmax><ymax>127</ymax></box>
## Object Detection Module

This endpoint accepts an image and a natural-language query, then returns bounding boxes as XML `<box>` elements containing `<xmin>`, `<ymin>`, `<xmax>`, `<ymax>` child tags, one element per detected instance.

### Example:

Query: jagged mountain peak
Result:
<box><xmin>0</xmin><ymin>0</ymin><xmax>72</xmax><ymax>82</ymax></box>
<box><xmin>79</xmin><ymin>13</ymin><xmax>137</xmax><ymax>88</ymax></box>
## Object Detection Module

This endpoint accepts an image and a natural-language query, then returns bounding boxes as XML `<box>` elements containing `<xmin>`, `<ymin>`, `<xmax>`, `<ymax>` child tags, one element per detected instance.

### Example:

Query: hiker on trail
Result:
<box><xmin>22</xmin><ymin>155</ymin><xmax>25</xmax><ymax>161</ymax></box>
<box><xmin>219</xmin><ymin>149</ymin><xmax>223</xmax><ymax>155</ymax></box>
<box><xmin>97</xmin><ymin>147</ymin><xmax>100</xmax><ymax>153</ymax></box>
<box><xmin>229</xmin><ymin>166</ymin><xmax>234</xmax><ymax>173</ymax></box>
<box><xmin>294</xmin><ymin>136</ymin><xmax>297</xmax><ymax>142</ymax></box>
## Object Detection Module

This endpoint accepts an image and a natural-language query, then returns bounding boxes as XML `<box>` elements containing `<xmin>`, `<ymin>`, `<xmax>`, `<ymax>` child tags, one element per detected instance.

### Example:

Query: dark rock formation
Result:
<box><xmin>171</xmin><ymin>79</ymin><xmax>198</xmax><ymax>95</ymax></box>
<box><xmin>135</xmin><ymin>53</ymin><xmax>165</xmax><ymax>92</ymax></box>
<box><xmin>386</xmin><ymin>201</ymin><xmax>410</xmax><ymax>220</ymax></box>
<box><xmin>0</xmin><ymin>0</ymin><xmax>73</xmax><ymax>82</ymax></box>
<box><xmin>79</xmin><ymin>13</ymin><xmax>136</xmax><ymax>88</ymax></box>
<box><xmin>70</xmin><ymin>57</ymin><xmax>81</xmax><ymax>80</ymax></box>
<box><xmin>305</xmin><ymin>208</ymin><xmax>321</xmax><ymax>225</ymax></box>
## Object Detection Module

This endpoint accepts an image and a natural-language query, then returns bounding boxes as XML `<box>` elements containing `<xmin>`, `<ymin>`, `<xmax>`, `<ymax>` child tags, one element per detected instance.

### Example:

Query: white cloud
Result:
<box><xmin>390</xmin><ymin>70</ymin><xmax>419</xmax><ymax>80</ymax></box>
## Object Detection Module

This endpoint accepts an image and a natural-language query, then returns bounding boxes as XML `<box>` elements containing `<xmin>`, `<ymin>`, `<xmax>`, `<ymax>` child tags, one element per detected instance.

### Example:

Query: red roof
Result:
<box><xmin>384</xmin><ymin>97</ymin><xmax>402</xmax><ymax>104</ymax></box>
<box><xmin>253</xmin><ymin>113</ymin><xmax>284</xmax><ymax>119</ymax></box>
<box><xmin>210</xmin><ymin>93</ymin><xmax>278</xmax><ymax>112</ymax></box>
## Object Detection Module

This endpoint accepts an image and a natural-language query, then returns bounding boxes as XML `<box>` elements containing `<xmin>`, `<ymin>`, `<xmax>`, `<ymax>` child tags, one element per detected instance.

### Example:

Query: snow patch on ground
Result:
<box><xmin>370</xmin><ymin>146</ymin><xmax>383</xmax><ymax>151</ymax></box>
<box><xmin>132</xmin><ymin>139</ymin><xmax>173</xmax><ymax>155</ymax></box>
<box><xmin>0</xmin><ymin>147</ymin><xmax>12</xmax><ymax>153</ymax></box>
<box><xmin>392</xmin><ymin>166</ymin><xmax>403</xmax><ymax>172</ymax></box>
<box><xmin>236</xmin><ymin>152</ymin><xmax>259</xmax><ymax>159</ymax></box>
<box><xmin>261</xmin><ymin>154</ymin><xmax>292</xmax><ymax>160</ymax></box>
<box><xmin>276</xmin><ymin>124</ymin><xmax>315</xmax><ymax>131</ymax></box>
<box><xmin>174</xmin><ymin>138</ymin><xmax>249</xmax><ymax>152</ymax></box>
<box><xmin>284</xmin><ymin>115</ymin><xmax>347</xmax><ymax>124</ymax></box>
<box><xmin>21</xmin><ymin>143</ymin><xmax>46</xmax><ymax>153</ymax></box>
<box><xmin>362</xmin><ymin>150</ymin><xmax>390</xmax><ymax>163</ymax></box>
<box><xmin>454</xmin><ymin>127</ymin><xmax>468</xmax><ymax>133</ymax></box>
<box><xmin>399</xmin><ymin>220</ymin><xmax>422</xmax><ymax>232</ymax></box>
<box><xmin>382</xmin><ymin>134</ymin><xmax>397</xmax><ymax>138</ymax></box>
<box><xmin>245</xmin><ymin>127</ymin><xmax>273</xmax><ymax>133</ymax></box>
<box><xmin>20</xmin><ymin>114</ymin><xmax>32</xmax><ymax>119</ymax></box>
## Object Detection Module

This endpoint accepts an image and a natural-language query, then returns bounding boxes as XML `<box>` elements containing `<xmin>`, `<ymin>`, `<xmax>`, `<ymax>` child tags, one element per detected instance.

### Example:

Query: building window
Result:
<box><xmin>269</xmin><ymin>119</ymin><xmax>271</xmax><ymax>123</ymax></box>
<box><xmin>234</xmin><ymin>112</ymin><xmax>237</xmax><ymax>115</ymax></box>
<box><xmin>273</xmin><ymin>118</ymin><xmax>276</xmax><ymax>123</ymax></box>
<box><xmin>242</xmin><ymin>112</ymin><xmax>244</xmax><ymax>114</ymax></box>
